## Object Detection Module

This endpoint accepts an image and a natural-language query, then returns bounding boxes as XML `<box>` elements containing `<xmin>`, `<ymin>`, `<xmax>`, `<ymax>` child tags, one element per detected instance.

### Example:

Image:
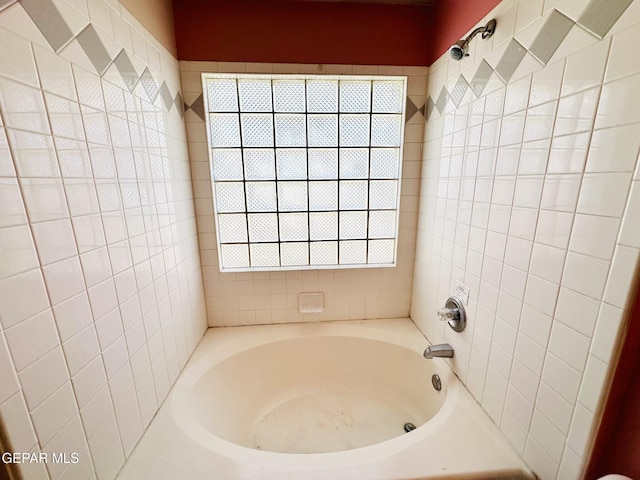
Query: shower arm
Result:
<box><xmin>464</xmin><ymin>19</ymin><xmax>497</xmax><ymax>44</ymax></box>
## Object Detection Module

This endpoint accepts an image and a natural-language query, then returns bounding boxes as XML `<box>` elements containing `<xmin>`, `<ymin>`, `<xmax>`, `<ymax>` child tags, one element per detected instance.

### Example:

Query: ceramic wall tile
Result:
<box><xmin>0</xmin><ymin>333</ymin><xmax>20</xmax><ymax>404</ymax></box>
<box><xmin>0</xmin><ymin>0</ymin><xmax>206</xmax><ymax>477</ymax></box>
<box><xmin>0</xmin><ymin>25</ymin><xmax>39</xmax><ymax>86</ymax></box>
<box><xmin>595</xmin><ymin>72</ymin><xmax>640</xmax><ymax>129</ymax></box>
<box><xmin>0</xmin><ymin>224</ymin><xmax>39</xmax><ymax>280</ymax></box>
<box><xmin>4</xmin><ymin>309</ymin><xmax>59</xmax><ymax>371</ymax></box>
<box><xmin>412</xmin><ymin>1</ymin><xmax>640</xmax><ymax>479</ymax></box>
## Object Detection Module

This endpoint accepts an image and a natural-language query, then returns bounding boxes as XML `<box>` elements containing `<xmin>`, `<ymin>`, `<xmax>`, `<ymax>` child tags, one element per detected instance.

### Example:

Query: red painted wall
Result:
<box><xmin>174</xmin><ymin>0</ymin><xmax>433</xmax><ymax>66</ymax></box>
<box><xmin>430</xmin><ymin>0</ymin><xmax>501</xmax><ymax>62</ymax></box>
<box><xmin>586</xmin><ymin>280</ymin><xmax>640</xmax><ymax>479</ymax></box>
<box><xmin>173</xmin><ymin>0</ymin><xmax>501</xmax><ymax>66</ymax></box>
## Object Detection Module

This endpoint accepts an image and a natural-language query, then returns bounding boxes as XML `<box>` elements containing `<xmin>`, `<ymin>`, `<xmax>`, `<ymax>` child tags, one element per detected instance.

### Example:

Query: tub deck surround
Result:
<box><xmin>119</xmin><ymin>319</ymin><xmax>533</xmax><ymax>479</ymax></box>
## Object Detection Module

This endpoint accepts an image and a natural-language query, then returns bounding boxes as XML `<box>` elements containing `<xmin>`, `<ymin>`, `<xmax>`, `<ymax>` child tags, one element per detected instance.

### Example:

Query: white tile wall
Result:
<box><xmin>412</xmin><ymin>1</ymin><xmax>640</xmax><ymax>479</ymax></box>
<box><xmin>0</xmin><ymin>1</ymin><xmax>207</xmax><ymax>479</ymax></box>
<box><xmin>181</xmin><ymin>61</ymin><xmax>426</xmax><ymax>327</ymax></box>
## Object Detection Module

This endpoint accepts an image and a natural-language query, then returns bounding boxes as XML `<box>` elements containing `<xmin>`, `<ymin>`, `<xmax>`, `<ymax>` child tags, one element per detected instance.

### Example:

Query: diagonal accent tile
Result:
<box><xmin>76</xmin><ymin>24</ymin><xmax>112</xmax><ymax>75</ymax></box>
<box><xmin>19</xmin><ymin>0</ymin><xmax>73</xmax><ymax>52</ymax></box>
<box><xmin>450</xmin><ymin>75</ymin><xmax>469</xmax><ymax>107</ymax></box>
<box><xmin>189</xmin><ymin>94</ymin><xmax>205</xmax><ymax>121</ymax></box>
<box><xmin>529</xmin><ymin>10</ymin><xmax>576</xmax><ymax>64</ymax></box>
<box><xmin>425</xmin><ymin>96</ymin><xmax>435</xmax><ymax>121</ymax></box>
<box><xmin>470</xmin><ymin>60</ymin><xmax>494</xmax><ymax>98</ymax></box>
<box><xmin>405</xmin><ymin>97</ymin><xmax>419</xmax><ymax>123</ymax></box>
<box><xmin>139</xmin><ymin>68</ymin><xmax>159</xmax><ymax>103</ymax></box>
<box><xmin>495</xmin><ymin>39</ymin><xmax>527</xmax><ymax>83</ymax></box>
<box><xmin>418</xmin><ymin>103</ymin><xmax>426</xmax><ymax>118</ymax></box>
<box><xmin>159</xmin><ymin>82</ymin><xmax>173</xmax><ymax>110</ymax></box>
<box><xmin>174</xmin><ymin>93</ymin><xmax>184</xmax><ymax>118</ymax></box>
<box><xmin>113</xmin><ymin>50</ymin><xmax>138</xmax><ymax>92</ymax></box>
<box><xmin>435</xmin><ymin>87</ymin><xmax>449</xmax><ymax>114</ymax></box>
<box><xmin>577</xmin><ymin>0</ymin><xmax>633</xmax><ymax>38</ymax></box>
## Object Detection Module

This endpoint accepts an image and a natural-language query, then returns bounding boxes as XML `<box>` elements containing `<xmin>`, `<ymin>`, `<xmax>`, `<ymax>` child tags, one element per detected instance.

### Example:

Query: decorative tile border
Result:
<box><xmin>579</xmin><ymin>0</ymin><xmax>634</xmax><ymax>37</ymax></box>
<box><xmin>14</xmin><ymin>0</ymin><xmax>183</xmax><ymax>117</ymax></box>
<box><xmin>20</xmin><ymin>0</ymin><xmax>72</xmax><ymax>51</ymax></box>
<box><xmin>184</xmin><ymin>93</ymin><xmax>205</xmax><ymax>120</ymax></box>
<box><xmin>185</xmin><ymin>88</ymin><xmax>428</xmax><ymax>124</ymax></box>
<box><xmin>8</xmin><ymin>0</ymin><xmax>632</xmax><ymax>126</ymax></box>
<box><xmin>425</xmin><ymin>0</ymin><xmax>633</xmax><ymax>121</ymax></box>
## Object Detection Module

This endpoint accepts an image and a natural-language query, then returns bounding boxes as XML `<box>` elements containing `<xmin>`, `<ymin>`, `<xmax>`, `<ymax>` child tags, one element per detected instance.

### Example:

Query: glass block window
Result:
<box><xmin>203</xmin><ymin>73</ymin><xmax>407</xmax><ymax>272</ymax></box>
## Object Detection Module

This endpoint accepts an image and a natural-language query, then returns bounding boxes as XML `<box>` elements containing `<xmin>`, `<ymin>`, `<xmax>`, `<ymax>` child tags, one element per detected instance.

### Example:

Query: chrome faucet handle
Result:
<box><xmin>437</xmin><ymin>307</ymin><xmax>459</xmax><ymax>322</ymax></box>
<box><xmin>439</xmin><ymin>297</ymin><xmax>466</xmax><ymax>332</ymax></box>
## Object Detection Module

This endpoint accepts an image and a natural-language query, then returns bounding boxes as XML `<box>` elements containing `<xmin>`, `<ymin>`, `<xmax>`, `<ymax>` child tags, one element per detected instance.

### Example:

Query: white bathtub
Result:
<box><xmin>119</xmin><ymin>319</ymin><xmax>534</xmax><ymax>479</ymax></box>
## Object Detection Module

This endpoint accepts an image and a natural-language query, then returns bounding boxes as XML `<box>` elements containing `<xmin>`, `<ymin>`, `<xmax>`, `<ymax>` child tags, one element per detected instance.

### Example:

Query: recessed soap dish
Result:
<box><xmin>298</xmin><ymin>292</ymin><xmax>324</xmax><ymax>314</ymax></box>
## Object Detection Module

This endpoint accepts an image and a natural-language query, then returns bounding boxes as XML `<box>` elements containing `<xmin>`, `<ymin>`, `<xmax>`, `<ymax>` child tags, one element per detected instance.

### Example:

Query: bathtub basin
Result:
<box><xmin>119</xmin><ymin>319</ymin><xmax>533</xmax><ymax>479</ymax></box>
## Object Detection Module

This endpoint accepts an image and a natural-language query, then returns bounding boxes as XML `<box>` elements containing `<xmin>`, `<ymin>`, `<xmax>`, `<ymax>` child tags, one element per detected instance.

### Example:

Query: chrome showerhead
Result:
<box><xmin>449</xmin><ymin>40</ymin><xmax>469</xmax><ymax>61</ymax></box>
<box><xmin>449</xmin><ymin>19</ymin><xmax>497</xmax><ymax>61</ymax></box>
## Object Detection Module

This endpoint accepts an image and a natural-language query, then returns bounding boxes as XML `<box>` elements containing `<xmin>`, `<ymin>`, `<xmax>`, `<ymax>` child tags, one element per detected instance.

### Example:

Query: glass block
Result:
<box><xmin>277</xmin><ymin>181</ymin><xmax>307</xmax><ymax>211</ymax></box>
<box><xmin>215</xmin><ymin>182</ymin><xmax>245</xmax><ymax>213</ymax></box>
<box><xmin>339</xmin><ymin>148</ymin><xmax>368</xmax><ymax>179</ymax></box>
<box><xmin>276</xmin><ymin>149</ymin><xmax>307</xmax><ymax>180</ymax></box>
<box><xmin>279</xmin><ymin>212</ymin><xmax>308</xmax><ymax>241</ymax></box>
<box><xmin>369</xmin><ymin>180</ymin><xmax>398</xmax><ymax>209</ymax></box>
<box><xmin>280</xmin><ymin>242</ymin><xmax>309</xmax><ymax>266</ymax></box>
<box><xmin>275</xmin><ymin>114</ymin><xmax>306</xmax><ymax>147</ymax></box>
<box><xmin>307</xmin><ymin>80</ymin><xmax>338</xmax><ymax>112</ymax></box>
<box><xmin>339</xmin><ymin>211</ymin><xmax>367</xmax><ymax>239</ymax></box>
<box><xmin>206</xmin><ymin>78</ymin><xmax>238</xmax><ymax>112</ymax></box>
<box><xmin>339</xmin><ymin>180</ymin><xmax>368</xmax><ymax>210</ymax></box>
<box><xmin>273</xmin><ymin>80</ymin><xmax>305</xmax><ymax>112</ymax></box>
<box><xmin>339</xmin><ymin>240</ymin><xmax>367</xmax><ymax>264</ymax></box>
<box><xmin>339</xmin><ymin>115</ymin><xmax>370</xmax><ymax>147</ymax></box>
<box><xmin>309</xmin><ymin>181</ymin><xmax>338</xmax><ymax>211</ymax></box>
<box><xmin>368</xmin><ymin>239</ymin><xmax>395</xmax><ymax>264</ymax></box>
<box><xmin>310</xmin><ymin>241</ymin><xmax>338</xmax><ymax>265</ymax></box>
<box><xmin>371</xmin><ymin>114</ymin><xmax>402</xmax><ymax>147</ymax></box>
<box><xmin>368</xmin><ymin>210</ymin><xmax>396</xmax><ymax>238</ymax></box>
<box><xmin>370</xmin><ymin>148</ymin><xmax>400</xmax><ymax>178</ymax></box>
<box><xmin>247</xmin><ymin>213</ymin><xmax>279</xmax><ymax>242</ymax></box>
<box><xmin>340</xmin><ymin>81</ymin><xmax>371</xmax><ymax>112</ymax></box>
<box><xmin>238</xmin><ymin>79</ymin><xmax>272</xmax><ymax>111</ymax></box>
<box><xmin>245</xmin><ymin>182</ymin><xmax>277</xmax><ymax>211</ymax></box>
<box><xmin>250</xmin><ymin>243</ymin><xmax>280</xmax><ymax>267</ymax></box>
<box><xmin>241</xmin><ymin>114</ymin><xmax>273</xmax><ymax>147</ymax></box>
<box><xmin>307</xmin><ymin>114</ymin><xmax>338</xmax><ymax>147</ymax></box>
<box><xmin>209</xmin><ymin>113</ymin><xmax>241</xmax><ymax>147</ymax></box>
<box><xmin>244</xmin><ymin>149</ymin><xmax>275</xmax><ymax>180</ymax></box>
<box><xmin>217</xmin><ymin>213</ymin><xmax>248</xmax><ymax>243</ymax></box>
<box><xmin>372</xmin><ymin>81</ymin><xmax>403</xmax><ymax>113</ymax></box>
<box><xmin>308</xmin><ymin>149</ymin><xmax>338</xmax><ymax>179</ymax></box>
<box><xmin>211</xmin><ymin>149</ymin><xmax>243</xmax><ymax>180</ymax></box>
<box><xmin>309</xmin><ymin>211</ymin><xmax>338</xmax><ymax>240</ymax></box>
<box><xmin>220</xmin><ymin>244</ymin><xmax>249</xmax><ymax>269</ymax></box>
